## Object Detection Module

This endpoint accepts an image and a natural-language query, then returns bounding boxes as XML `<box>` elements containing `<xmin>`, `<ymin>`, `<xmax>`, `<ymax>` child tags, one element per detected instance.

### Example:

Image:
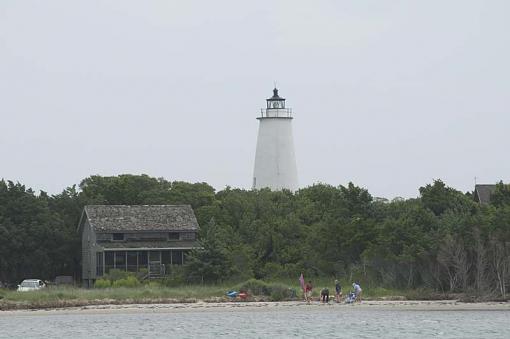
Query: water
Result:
<box><xmin>1</xmin><ymin>305</ymin><xmax>509</xmax><ymax>338</ymax></box>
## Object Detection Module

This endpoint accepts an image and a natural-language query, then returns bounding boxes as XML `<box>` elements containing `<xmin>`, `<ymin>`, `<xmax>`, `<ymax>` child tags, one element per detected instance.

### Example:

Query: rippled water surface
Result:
<box><xmin>1</xmin><ymin>306</ymin><xmax>509</xmax><ymax>338</ymax></box>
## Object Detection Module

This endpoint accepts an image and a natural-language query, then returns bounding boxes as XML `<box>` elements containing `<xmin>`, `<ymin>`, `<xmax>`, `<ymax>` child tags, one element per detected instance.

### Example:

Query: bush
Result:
<box><xmin>105</xmin><ymin>269</ymin><xmax>131</xmax><ymax>282</ymax></box>
<box><xmin>95</xmin><ymin>279</ymin><xmax>111</xmax><ymax>288</ymax></box>
<box><xmin>136</xmin><ymin>268</ymin><xmax>149</xmax><ymax>281</ymax></box>
<box><xmin>237</xmin><ymin>279</ymin><xmax>269</xmax><ymax>295</ymax></box>
<box><xmin>100</xmin><ymin>269</ymin><xmax>145</xmax><ymax>288</ymax></box>
<box><xmin>147</xmin><ymin>281</ymin><xmax>162</xmax><ymax>288</ymax></box>
<box><xmin>161</xmin><ymin>266</ymin><xmax>186</xmax><ymax>287</ymax></box>
<box><xmin>267</xmin><ymin>283</ymin><xmax>293</xmax><ymax>301</ymax></box>
<box><xmin>236</xmin><ymin>279</ymin><xmax>294</xmax><ymax>300</ymax></box>
<box><xmin>112</xmin><ymin>276</ymin><xmax>141</xmax><ymax>288</ymax></box>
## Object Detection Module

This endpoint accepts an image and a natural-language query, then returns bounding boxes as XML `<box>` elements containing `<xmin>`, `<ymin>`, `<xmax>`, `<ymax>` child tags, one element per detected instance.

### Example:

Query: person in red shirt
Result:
<box><xmin>305</xmin><ymin>281</ymin><xmax>313</xmax><ymax>303</ymax></box>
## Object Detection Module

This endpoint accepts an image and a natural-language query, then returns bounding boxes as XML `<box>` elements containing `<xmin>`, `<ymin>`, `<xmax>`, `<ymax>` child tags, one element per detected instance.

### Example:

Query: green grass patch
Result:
<box><xmin>1</xmin><ymin>284</ymin><xmax>227</xmax><ymax>304</ymax></box>
<box><xmin>0</xmin><ymin>278</ymin><xmax>444</xmax><ymax>310</ymax></box>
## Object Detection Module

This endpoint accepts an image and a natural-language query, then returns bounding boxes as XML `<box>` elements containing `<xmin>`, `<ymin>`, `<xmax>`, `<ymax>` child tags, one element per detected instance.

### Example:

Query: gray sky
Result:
<box><xmin>1</xmin><ymin>0</ymin><xmax>509</xmax><ymax>198</ymax></box>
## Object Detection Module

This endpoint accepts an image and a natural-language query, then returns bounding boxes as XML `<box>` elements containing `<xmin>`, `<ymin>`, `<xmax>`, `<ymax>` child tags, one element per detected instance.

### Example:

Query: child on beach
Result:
<box><xmin>335</xmin><ymin>279</ymin><xmax>342</xmax><ymax>303</ymax></box>
<box><xmin>305</xmin><ymin>281</ymin><xmax>313</xmax><ymax>303</ymax></box>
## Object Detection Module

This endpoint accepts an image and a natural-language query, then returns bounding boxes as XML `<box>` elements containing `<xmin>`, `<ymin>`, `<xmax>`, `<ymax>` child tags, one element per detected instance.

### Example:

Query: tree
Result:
<box><xmin>491</xmin><ymin>181</ymin><xmax>510</xmax><ymax>207</ymax></box>
<box><xmin>419</xmin><ymin>179</ymin><xmax>474</xmax><ymax>216</ymax></box>
<box><xmin>437</xmin><ymin>234</ymin><xmax>470</xmax><ymax>291</ymax></box>
<box><xmin>184</xmin><ymin>219</ymin><xmax>233</xmax><ymax>283</ymax></box>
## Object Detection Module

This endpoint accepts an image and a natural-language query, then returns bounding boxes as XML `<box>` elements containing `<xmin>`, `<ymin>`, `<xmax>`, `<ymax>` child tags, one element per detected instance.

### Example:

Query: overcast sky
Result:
<box><xmin>1</xmin><ymin>0</ymin><xmax>509</xmax><ymax>198</ymax></box>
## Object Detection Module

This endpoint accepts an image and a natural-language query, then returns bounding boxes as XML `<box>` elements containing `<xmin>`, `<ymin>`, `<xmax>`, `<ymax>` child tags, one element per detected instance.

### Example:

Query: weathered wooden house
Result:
<box><xmin>77</xmin><ymin>205</ymin><xmax>200</xmax><ymax>287</ymax></box>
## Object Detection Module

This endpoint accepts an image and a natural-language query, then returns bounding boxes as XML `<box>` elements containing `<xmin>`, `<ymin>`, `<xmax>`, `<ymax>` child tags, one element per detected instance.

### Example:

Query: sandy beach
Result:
<box><xmin>1</xmin><ymin>300</ymin><xmax>509</xmax><ymax>316</ymax></box>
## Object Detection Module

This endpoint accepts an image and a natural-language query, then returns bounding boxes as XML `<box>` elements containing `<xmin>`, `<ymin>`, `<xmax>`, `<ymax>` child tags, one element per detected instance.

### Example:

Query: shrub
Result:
<box><xmin>161</xmin><ymin>266</ymin><xmax>186</xmax><ymax>287</ymax></box>
<box><xmin>268</xmin><ymin>283</ymin><xmax>293</xmax><ymax>301</ymax></box>
<box><xmin>147</xmin><ymin>281</ymin><xmax>162</xmax><ymax>288</ymax></box>
<box><xmin>105</xmin><ymin>269</ymin><xmax>131</xmax><ymax>282</ymax></box>
<box><xmin>238</xmin><ymin>279</ymin><xmax>269</xmax><ymax>296</ymax></box>
<box><xmin>112</xmin><ymin>276</ymin><xmax>141</xmax><ymax>288</ymax></box>
<box><xmin>95</xmin><ymin>279</ymin><xmax>111</xmax><ymax>288</ymax></box>
<box><xmin>136</xmin><ymin>268</ymin><xmax>149</xmax><ymax>281</ymax></box>
<box><xmin>236</xmin><ymin>279</ymin><xmax>294</xmax><ymax>300</ymax></box>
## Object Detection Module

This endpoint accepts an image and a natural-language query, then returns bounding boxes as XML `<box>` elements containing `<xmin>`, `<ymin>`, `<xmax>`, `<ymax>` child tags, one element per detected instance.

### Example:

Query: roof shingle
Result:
<box><xmin>474</xmin><ymin>184</ymin><xmax>496</xmax><ymax>204</ymax></box>
<box><xmin>84</xmin><ymin>205</ymin><xmax>199</xmax><ymax>232</ymax></box>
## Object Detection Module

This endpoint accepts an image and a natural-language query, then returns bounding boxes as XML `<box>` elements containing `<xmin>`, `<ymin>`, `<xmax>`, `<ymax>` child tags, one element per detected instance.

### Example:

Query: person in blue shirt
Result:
<box><xmin>353</xmin><ymin>281</ymin><xmax>362</xmax><ymax>303</ymax></box>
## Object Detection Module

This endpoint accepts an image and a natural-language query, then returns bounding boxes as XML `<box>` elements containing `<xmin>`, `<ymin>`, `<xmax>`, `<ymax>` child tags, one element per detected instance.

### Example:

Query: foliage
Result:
<box><xmin>491</xmin><ymin>181</ymin><xmax>510</xmax><ymax>207</ymax></box>
<box><xmin>268</xmin><ymin>283</ymin><xmax>294</xmax><ymax>301</ymax></box>
<box><xmin>1</xmin><ymin>174</ymin><xmax>509</xmax><ymax>298</ymax></box>
<box><xmin>103</xmin><ymin>269</ymin><xmax>132</xmax><ymax>282</ymax></box>
<box><xmin>235</xmin><ymin>279</ymin><xmax>294</xmax><ymax>300</ymax></box>
<box><xmin>112</xmin><ymin>276</ymin><xmax>141</xmax><ymax>288</ymax></box>
<box><xmin>237</xmin><ymin>279</ymin><xmax>270</xmax><ymax>295</ymax></box>
<box><xmin>184</xmin><ymin>218</ymin><xmax>234</xmax><ymax>283</ymax></box>
<box><xmin>96</xmin><ymin>269</ymin><xmax>143</xmax><ymax>288</ymax></box>
<box><xmin>161</xmin><ymin>266</ymin><xmax>186</xmax><ymax>287</ymax></box>
<box><xmin>94</xmin><ymin>279</ymin><xmax>111</xmax><ymax>288</ymax></box>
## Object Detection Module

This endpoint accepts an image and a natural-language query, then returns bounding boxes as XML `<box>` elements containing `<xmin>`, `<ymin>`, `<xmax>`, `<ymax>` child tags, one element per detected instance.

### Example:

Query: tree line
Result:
<box><xmin>0</xmin><ymin>175</ymin><xmax>508</xmax><ymax>297</ymax></box>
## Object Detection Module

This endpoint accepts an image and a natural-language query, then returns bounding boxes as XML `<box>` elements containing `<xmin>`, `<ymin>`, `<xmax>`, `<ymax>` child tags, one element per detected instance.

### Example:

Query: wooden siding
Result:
<box><xmin>96</xmin><ymin>231</ymin><xmax>197</xmax><ymax>242</ymax></box>
<box><xmin>181</xmin><ymin>232</ymin><xmax>196</xmax><ymax>240</ymax></box>
<box><xmin>81</xmin><ymin>219</ymin><xmax>92</xmax><ymax>280</ymax></box>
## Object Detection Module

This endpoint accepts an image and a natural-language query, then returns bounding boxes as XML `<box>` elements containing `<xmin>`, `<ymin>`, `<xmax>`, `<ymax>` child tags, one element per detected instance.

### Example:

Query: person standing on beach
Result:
<box><xmin>305</xmin><ymin>281</ymin><xmax>313</xmax><ymax>303</ymax></box>
<box><xmin>335</xmin><ymin>279</ymin><xmax>342</xmax><ymax>303</ymax></box>
<box><xmin>353</xmin><ymin>281</ymin><xmax>362</xmax><ymax>303</ymax></box>
<box><xmin>299</xmin><ymin>273</ymin><xmax>306</xmax><ymax>301</ymax></box>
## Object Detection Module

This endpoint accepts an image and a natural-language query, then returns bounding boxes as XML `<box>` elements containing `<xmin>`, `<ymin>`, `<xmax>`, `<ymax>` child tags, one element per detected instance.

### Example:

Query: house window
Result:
<box><xmin>168</xmin><ymin>232</ymin><xmax>180</xmax><ymax>240</ymax></box>
<box><xmin>113</xmin><ymin>233</ymin><xmax>124</xmax><ymax>241</ymax></box>
<box><xmin>181</xmin><ymin>232</ymin><xmax>196</xmax><ymax>240</ymax></box>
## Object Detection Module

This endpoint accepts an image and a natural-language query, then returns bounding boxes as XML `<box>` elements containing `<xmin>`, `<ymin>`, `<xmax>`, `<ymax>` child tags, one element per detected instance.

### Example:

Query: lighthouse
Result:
<box><xmin>252</xmin><ymin>88</ymin><xmax>298</xmax><ymax>191</ymax></box>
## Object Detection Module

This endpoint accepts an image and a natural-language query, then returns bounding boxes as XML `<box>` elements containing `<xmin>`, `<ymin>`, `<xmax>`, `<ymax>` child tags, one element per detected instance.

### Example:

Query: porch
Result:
<box><xmin>95</xmin><ymin>248</ymin><xmax>191</xmax><ymax>279</ymax></box>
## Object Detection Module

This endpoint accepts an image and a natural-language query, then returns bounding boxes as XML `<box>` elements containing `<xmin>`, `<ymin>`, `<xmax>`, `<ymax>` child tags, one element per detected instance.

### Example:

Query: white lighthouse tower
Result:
<box><xmin>252</xmin><ymin>88</ymin><xmax>298</xmax><ymax>191</ymax></box>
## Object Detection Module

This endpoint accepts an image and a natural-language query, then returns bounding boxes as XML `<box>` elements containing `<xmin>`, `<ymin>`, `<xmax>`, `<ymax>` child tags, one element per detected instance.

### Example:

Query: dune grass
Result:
<box><xmin>0</xmin><ymin>284</ymin><xmax>232</xmax><ymax>310</ymax></box>
<box><xmin>0</xmin><ymin>279</ymin><xmax>442</xmax><ymax>310</ymax></box>
<box><xmin>262</xmin><ymin>277</ymin><xmax>441</xmax><ymax>300</ymax></box>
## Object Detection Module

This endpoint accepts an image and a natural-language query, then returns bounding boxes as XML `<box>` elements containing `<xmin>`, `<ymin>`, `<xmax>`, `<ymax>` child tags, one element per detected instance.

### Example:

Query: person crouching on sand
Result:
<box><xmin>335</xmin><ymin>279</ymin><xmax>342</xmax><ymax>303</ymax></box>
<box><xmin>320</xmin><ymin>287</ymin><xmax>329</xmax><ymax>303</ymax></box>
<box><xmin>305</xmin><ymin>281</ymin><xmax>313</xmax><ymax>303</ymax></box>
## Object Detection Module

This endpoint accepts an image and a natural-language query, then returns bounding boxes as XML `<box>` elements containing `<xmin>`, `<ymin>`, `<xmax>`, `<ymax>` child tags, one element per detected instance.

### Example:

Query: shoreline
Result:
<box><xmin>1</xmin><ymin>300</ymin><xmax>509</xmax><ymax>316</ymax></box>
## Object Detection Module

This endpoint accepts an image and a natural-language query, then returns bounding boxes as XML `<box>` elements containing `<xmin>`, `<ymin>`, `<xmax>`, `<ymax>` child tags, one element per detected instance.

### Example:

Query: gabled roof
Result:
<box><xmin>82</xmin><ymin>205</ymin><xmax>199</xmax><ymax>233</ymax></box>
<box><xmin>474</xmin><ymin>184</ymin><xmax>496</xmax><ymax>204</ymax></box>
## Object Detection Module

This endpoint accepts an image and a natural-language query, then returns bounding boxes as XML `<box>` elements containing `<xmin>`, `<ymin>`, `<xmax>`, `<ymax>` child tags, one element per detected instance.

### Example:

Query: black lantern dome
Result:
<box><xmin>266</xmin><ymin>88</ymin><xmax>286</xmax><ymax>109</ymax></box>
